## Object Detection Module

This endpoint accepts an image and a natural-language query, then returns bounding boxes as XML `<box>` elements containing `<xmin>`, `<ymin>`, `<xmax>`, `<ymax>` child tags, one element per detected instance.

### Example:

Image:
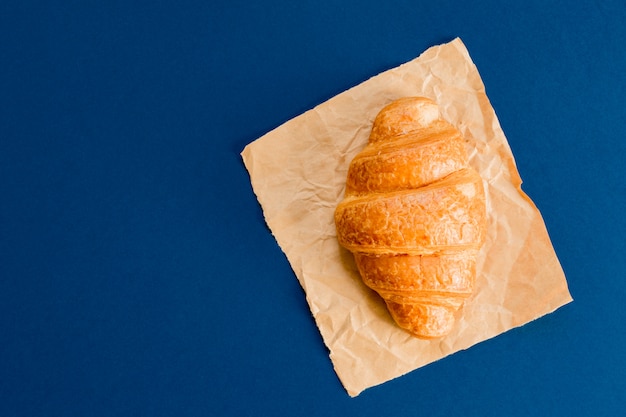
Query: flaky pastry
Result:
<box><xmin>335</xmin><ymin>97</ymin><xmax>487</xmax><ymax>339</ymax></box>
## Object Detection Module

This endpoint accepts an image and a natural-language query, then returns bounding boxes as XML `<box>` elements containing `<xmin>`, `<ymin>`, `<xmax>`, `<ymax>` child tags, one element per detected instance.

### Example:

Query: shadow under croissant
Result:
<box><xmin>336</xmin><ymin>245</ymin><xmax>394</xmax><ymax>322</ymax></box>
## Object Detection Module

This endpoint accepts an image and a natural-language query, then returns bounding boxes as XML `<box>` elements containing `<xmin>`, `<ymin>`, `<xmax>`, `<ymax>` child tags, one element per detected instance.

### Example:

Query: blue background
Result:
<box><xmin>1</xmin><ymin>1</ymin><xmax>625</xmax><ymax>416</ymax></box>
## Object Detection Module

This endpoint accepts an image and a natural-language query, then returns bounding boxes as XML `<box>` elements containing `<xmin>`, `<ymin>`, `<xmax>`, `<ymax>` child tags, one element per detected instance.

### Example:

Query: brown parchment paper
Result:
<box><xmin>241</xmin><ymin>38</ymin><xmax>572</xmax><ymax>397</ymax></box>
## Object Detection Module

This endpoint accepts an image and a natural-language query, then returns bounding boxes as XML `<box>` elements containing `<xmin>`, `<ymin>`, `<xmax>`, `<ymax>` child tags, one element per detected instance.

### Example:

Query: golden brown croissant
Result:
<box><xmin>335</xmin><ymin>97</ymin><xmax>487</xmax><ymax>339</ymax></box>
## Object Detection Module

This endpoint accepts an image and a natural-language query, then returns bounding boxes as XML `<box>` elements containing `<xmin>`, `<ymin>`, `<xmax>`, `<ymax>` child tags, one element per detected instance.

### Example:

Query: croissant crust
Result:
<box><xmin>334</xmin><ymin>97</ymin><xmax>487</xmax><ymax>339</ymax></box>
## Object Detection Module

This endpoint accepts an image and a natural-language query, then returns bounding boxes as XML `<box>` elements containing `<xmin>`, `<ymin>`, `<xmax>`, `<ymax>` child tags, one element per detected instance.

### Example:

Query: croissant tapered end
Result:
<box><xmin>335</xmin><ymin>97</ymin><xmax>486</xmax><ymax>339</ymax></box>
<box><xmin>369</xmin><ymin>97</ymin><xmax>440</xmax><ymax>144</ymax></box>
<box><xmin>385</xmin><ymin>301</ymin><xmax>457</xmax><ymax>339</ymax></box>
<box><xmin>354</xmin><ymin>252</ymin><xmax>475</xmax><ymax>338</ymax></box>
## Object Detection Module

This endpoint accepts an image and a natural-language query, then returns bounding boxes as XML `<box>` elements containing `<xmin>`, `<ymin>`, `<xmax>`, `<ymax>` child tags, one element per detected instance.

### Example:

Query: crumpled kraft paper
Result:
<box><xmin>241</xmin><ymin>38</ymin><xmax>573</xmax><ymax>397</ymax></box>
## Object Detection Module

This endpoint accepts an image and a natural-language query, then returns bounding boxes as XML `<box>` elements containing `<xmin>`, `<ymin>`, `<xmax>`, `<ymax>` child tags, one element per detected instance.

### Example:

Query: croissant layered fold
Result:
<box><xmin>334</xmin><ymin>97</ymin><xmax>487</xmax><ymax>339</ymax></box>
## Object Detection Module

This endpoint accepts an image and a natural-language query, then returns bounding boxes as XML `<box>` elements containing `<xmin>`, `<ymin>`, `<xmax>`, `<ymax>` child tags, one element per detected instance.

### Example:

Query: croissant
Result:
<box><xmin>334</xmin><ymin>97</ymin><xmax>487</xmax><ymax>339</ymax></box>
